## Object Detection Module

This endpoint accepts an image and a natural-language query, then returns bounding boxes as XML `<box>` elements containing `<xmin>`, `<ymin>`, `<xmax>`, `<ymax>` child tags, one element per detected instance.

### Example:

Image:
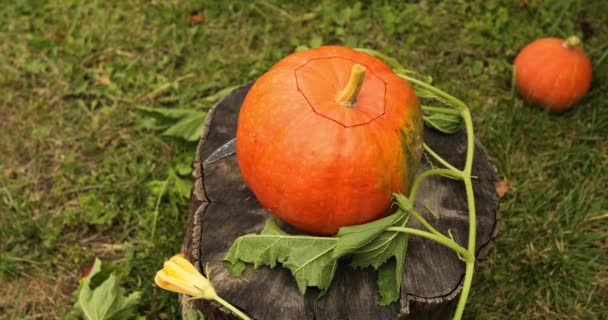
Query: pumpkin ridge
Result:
<box><xmin>328</xmin><ymin>56</ymin><xmax>353</xmax><ymax>90</ymax></box>
<box><xmin>294</xmin><ymin>61</ymin><xmax>341</xmax><ymax>92</ymax></box>
<box><xmin>566</xmin><ymin>52</ymin><xmax>580</xmax><ymax>108</ymax></box>
<box><xmin>525</xmin><ymin>46</ymin><xmax>555</xmax><ymax>100</ymax></box>
<box><xmin>544</xmin><ymin>68</ymin><xmax>565</xmax><ymax>107</ymax></box>
<box><xmin>295</xmin><ymin>80</ymin><xmax>387</xmax><ymax>129</ymax></box>
<box><xmin>553</xmin><ymin>47</ymin><xmax>577</xmax><ymax>107</ymax></box>
<box><xmin>328</xmin><ymin>123</ymin><xmax>390</xmax><ymax>230</ymax></box>
<box><xmin>367</xmin><ymin>121</ymin><xmax>400</xmax><ymax>202</ymax></box>
<box><xmin>327</xmin><ymin>128</ymin><xmax>346</xmax><ymax>232</ymax></box>
<box><xmin>248</xmin><ymin>107</ymin><xmax>315</xmax><ymax>197</ymax></box>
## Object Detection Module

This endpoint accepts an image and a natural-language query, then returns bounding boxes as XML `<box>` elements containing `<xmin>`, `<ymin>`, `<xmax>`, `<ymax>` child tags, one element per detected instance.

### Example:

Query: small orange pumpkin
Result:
<box><xmin>514</xmin><ymin>36</ymin><xmax>592</xmax><ymax>111</ymax></box>
<box><xmin>236</xmin><ymin>46</ymin><xmax>423</xmax><ymax>235</ymax></box>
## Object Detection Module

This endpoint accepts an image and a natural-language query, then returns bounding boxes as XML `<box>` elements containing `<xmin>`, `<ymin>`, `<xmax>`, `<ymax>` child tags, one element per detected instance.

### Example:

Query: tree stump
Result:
<box><xmin>181</xmin><ymin>83</ymin><xmax>499</xmax><ymax>320</ymax></box>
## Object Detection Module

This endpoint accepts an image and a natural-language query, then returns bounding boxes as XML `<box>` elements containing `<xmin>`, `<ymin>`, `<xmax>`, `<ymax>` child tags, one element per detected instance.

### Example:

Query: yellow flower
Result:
<box><xmin>155</xmin><ymin>254</ymin><xmax>251</xmax><ymax>320</ymax></box>
<box><xmin>154</xmin><ymin>254</ymin><xmax>217</xmax><ymax>300</ymax></box>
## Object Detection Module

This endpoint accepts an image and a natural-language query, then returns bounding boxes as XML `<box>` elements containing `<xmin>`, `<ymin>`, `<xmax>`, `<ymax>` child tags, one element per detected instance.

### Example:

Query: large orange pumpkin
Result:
<box><xmin>514</xmin><ymin>36</ymin><xmax>592</xmax><ymax>111</ymax></box>
<box><xmin>236</xmin><ymin>46</ymin><xmax>423</xmax><ymax>235</ymax></box>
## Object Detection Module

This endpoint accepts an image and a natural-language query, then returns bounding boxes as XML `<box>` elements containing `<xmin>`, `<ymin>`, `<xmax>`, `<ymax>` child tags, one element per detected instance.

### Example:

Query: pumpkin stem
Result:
<box><xmin>337</xmin><ymin>64</ymin><xmax>367</xmax><ymax>108</ymax></box>
<box><xmin>563</xmin><ymin>36</ymin><xmax>581</xmax><ymax>49</ymax></box>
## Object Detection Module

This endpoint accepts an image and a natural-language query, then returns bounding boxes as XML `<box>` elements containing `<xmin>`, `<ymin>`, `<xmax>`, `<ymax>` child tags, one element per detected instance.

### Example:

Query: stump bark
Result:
<box><xmin>181</xmin><ymin>83</ymin><xmax>499</xmax><ymax>320</ymax></box>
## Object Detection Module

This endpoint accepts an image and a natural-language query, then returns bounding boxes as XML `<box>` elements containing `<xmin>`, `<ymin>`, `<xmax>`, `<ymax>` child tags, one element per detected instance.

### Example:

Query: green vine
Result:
<box><xmin>391</xmin><ymin>72</ymin><xmax>477</xmax><ymax>320</ymax></box>
<box><xmin>362</xmin><ymin>47</ymin><xmax>477</xmax><ymax>318</ymax></box>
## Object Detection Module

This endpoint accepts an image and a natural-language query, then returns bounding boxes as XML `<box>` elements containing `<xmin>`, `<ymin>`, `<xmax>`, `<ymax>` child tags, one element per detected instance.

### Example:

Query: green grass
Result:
<box><xmin>1</xmin><ymin>0</ymin><xmax>606</xmax><ymax>319</ymax></box>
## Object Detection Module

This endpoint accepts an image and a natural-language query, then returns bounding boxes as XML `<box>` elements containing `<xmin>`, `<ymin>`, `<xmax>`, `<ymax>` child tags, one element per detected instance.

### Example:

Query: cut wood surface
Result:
<box><xmin>181</xmin><ymin>83</ymin><xmax>499</xmax><ymax>320</ymax></box>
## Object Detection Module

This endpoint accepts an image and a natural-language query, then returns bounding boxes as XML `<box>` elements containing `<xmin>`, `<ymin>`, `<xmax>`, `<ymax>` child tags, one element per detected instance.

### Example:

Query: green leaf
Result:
<box><xmin>348</xmin><ymin>214</ymin><xmax>408</xmax><ymax>270</ymax></box>
<box><xmin>74</xmin><ymin>258</ymin><xmax>141</xmax><ymax>320</ymax></box>
<box><xmin>224</xmin><ymin>219</ymin><xmax>339</xmax><ymax>294</ymax></box>
<box><xmin>412</xmin><ymin>86</ymin><xmax>437</xmax><ymax>99</ymax></box>
<box><xmin>377</xmin><ymin>259</ymin><xmax>400</xmax><ymax>304</ymax></box>
<box><xmin>184</xmin><ymin>309</ymin><xmax>206</xmax><ymax>320</ymax></box>
<box><xmin>135</xmin><ymin>106</ymin><xmax>207</xmax><ymax>141</ymax></box>
<box><xmin>161</xmin><ymin>111</ymin><xmax>207</xmax><ymax>141</ymax></box>
<box><xmin>373</xmin><ymin>232</ymin><xmax>409</xmax><ymax>304</ymax></box>
<box><xmin>261</xmin><ymin>218</ymin><xmax>289</xmax><ymax>235</ymax></box>
<box><xmin>344</xmin><ymin>212</ymin><xmax>409</xmax><ymax>305</ymax></box>
<box><xmin>135</xmin><ymin>106</ymin><xmax>201</xmax><ymax>119</ymax></box>
<box><xmin>174</xmin><ymin>162</ymin><xmax>193</xmax><ymax>176</ymax></box>
<box><xmin>424</xmin><ymin>111</ymin><xmax>463</xmax><ymax>134</ymax></box>
<box><xmin>172</xmin><ymin>177</ymin><xmax>192</xmax><ymax>199</ymax></box>
<box><xmin>333</xmin><ymin>210</ymin><xmax>406</xmax><ymax>259</ymax></box>
<box><xmin>224</xmin><ymin>209</ymin><xmax>410</xmax><ymax>303</ymax></box>
<box><xmin>310</xmin><ymin>35</ymin><xmax>323</xmax><ymax>48</ymax></box>
<box><xmin>333</xmin><ymin>209</ymin><xmax>409</xmax><ymax>305</ymax></box>
<box><xmin>79</xmin><ymin>193</ymin><xmax>118</xmax><ymax>225</ymax></box>
<box><xmin>201</xmin><ymin>85</ymin><xmax>241</xmax><ymax>104</ymax></box>
<box><xmin>225</xmin><ymin>259</ymin><xmax>246</xmax><ymax>277</ymax></box>
<box><xmin>135</xmin><ymin>85</ymin><xmax>239</xmax><ymax>142</ymax></box>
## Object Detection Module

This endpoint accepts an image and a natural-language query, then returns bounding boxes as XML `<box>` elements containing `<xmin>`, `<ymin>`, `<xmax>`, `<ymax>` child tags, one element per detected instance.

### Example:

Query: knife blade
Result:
<box><xmin>203</xmin><ymin>137</ymin><xmax>236</xmax><ymax>166</ymax></box>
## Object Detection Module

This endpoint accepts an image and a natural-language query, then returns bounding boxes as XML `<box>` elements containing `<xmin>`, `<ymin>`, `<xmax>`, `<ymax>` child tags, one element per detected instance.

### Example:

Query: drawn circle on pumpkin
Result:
<box><xmin>294</xmin><ymin>57</ymin><xmax>387</xmax><ymax>128</ymax></box>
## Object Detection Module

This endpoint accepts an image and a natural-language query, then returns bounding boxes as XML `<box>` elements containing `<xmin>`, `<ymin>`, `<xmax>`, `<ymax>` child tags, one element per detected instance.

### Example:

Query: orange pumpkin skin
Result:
<box><xmin>514</xmin><ymin>37</ymin><xmax>592</xmax><ymax>111</ymax></box>
<box><xmin>236</xmin><ymin>46</ymin><xmax>423</xmax><ymax>235</ymax></box>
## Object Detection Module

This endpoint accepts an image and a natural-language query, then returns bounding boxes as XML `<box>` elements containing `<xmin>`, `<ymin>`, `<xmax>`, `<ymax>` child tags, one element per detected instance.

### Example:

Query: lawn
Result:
<box><xmin>1</xmin><ymin>1</ymin><xmax>606</xmax><ymax>319</ymax></box>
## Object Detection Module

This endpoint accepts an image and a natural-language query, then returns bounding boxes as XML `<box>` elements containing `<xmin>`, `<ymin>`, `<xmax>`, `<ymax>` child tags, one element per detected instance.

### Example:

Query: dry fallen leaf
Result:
<box><xmin>187</xmin><ymin>12</ymin><xmax>205</xmax><ymax>24</ymax></box>
<box><xmin>79</xmin><ymin>263</ymin><xmax>94</xmax><ymax>279</ymax></box>
<box><xmin>100</xmin><ymin>75</ymin><xmax>111</xmax><ymax>85</ymax></box>
<box><xmin>52</xmin><ymin>33</ymin><xmax>66</xmax><ymax>42</ymax></box>
<box><xmin>496</xmin><ymin>179</ymin><xmax>509</xmax><ymax>198</ymax></box>
<box><xmin>519</xmin><ymin>0</ymin><xmax>529</xmax><ymax>10</ymax></box>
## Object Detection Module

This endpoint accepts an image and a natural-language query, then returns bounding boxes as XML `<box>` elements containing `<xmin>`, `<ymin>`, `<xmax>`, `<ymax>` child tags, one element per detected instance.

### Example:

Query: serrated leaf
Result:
<box><xmin>75</xmin><ymin>258</ymin><xmax>140</xmax><ymax>320</ymax></box>
<box><xmin>349</xmin><ymin>223</ymin><xmax>407</xmax><ymax>270</ymax></box>
<box><xmin>377</xmin><ymin>259</ymin><xmax>399</xmax><ymax>304</ymax></box>
<box><xmin>135</xmin><ymin>106</ymin><xmax>207</xmax><ymax>141</ymax></box>
<box><xmin>167</xmin><ymin>168</ymin><xmax>191</xmax><ymax>199</ymax></box>
<box><xmin>341</xmin><ymin>210</ymin><xmax>409</xmax><ymax>305</ymax></box>
<box><xmin>333</xmin><ymin>211</ymin><xmax>406</xmax><ymax>259</ymax></box>
<box><xmin>162</xmin><ymin>111</ymin><xmax>207</xmax><ymax>141</ymax></box>
<box><xmin>260</xmin><ymin>218</ymin><xmax>289</xmax><ymax>235</ymax></box>
<box><xmin>106</xmin><ymin>290</ymin><xmax>142</xmax><ymax>320</ymax></box>
<box><xmin>224</xmin><ymin>205</ymin><xmax>411</xmax><ymax>303</ymax></box>
<box><xmin>79</xmin><ymin>193</ymin><xmax>117</xmax><ymax>225</ymax></box>
<box><xmin>424</xmin><ymin>111</ymin><xmax>463</xmax><ymax>134</ymax></box>
<box><xmin>225</xmin><ymin>259</ymin><xmax>246</xmax><ymax>277</ymax></box>
<box><xmin>172</xmin><ymin>177</ymin><xmax>192</xmax><ymax>199</ymax></box>
<box><xmin>174</xmin><ymin>162</ymin><xmax>193</xmax><ymax>176</ymax></box>
<box><xmin>223</xmin><ymin>219</ymin><xmax>338</xmax><ymax>294</ymax></box>
<box><xmin>375</xmin><ymin>232</ymin><xmax>408</xmax><ymax>304</ymax></box>
<box><xmin>201</xmin><ymin>85</ymin><xmax>240</xmax><ymax>103</ymax></box>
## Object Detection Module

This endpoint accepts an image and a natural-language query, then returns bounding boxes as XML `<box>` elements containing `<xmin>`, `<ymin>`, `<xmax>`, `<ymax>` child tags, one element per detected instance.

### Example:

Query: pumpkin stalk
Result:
<box><xmin>563</xmin><ymin>36</ymin><xmax>581</xmax><ymax>49</ymax></box>
<box><xmin>337</xmin><ymin>64</ymin><xmax>367</xmax><ymax>108</ymax></box>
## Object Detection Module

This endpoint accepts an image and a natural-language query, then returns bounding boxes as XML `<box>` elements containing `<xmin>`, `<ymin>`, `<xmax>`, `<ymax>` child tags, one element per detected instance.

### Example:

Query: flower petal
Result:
<box><xmin>155</xmin><ymin>254</ymin><xmax>218</xmax><ymax>300</ymax></box>
<box><xmin>155</xmin><ymin>269</ymin><xmax>201</xmax><ymax>296</ymax></box>
<box><xmin>164</xmin><ymin>260</ymin><xmax>203</xmax><ymax>285</ymax></box>
<box><xmin>171</xmin><ymin>254</ymin><xmax>203</xmax><ymax>278</ymax></box>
